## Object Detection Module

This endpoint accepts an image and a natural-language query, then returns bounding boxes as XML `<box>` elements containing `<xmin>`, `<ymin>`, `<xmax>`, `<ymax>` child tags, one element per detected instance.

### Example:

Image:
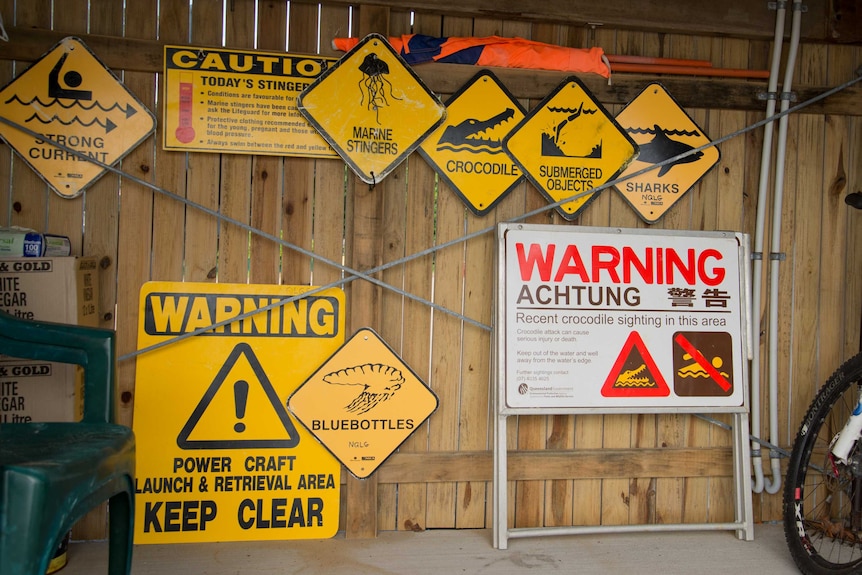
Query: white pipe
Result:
<box><xmin>763</xmin><ymin>0</ymin><xmax>804</xmax><ymax>495</ymax></box>
<box><xmin>750</xmin><ymin>1</ymin><xmax>786</xmax><ymax>494</ymax></box>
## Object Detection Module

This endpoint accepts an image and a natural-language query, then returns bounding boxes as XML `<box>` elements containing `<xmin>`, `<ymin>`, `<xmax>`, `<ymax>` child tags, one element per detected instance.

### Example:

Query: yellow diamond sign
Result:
<box><xmin>503</xmin><ymin>77</ymin><xmax>638</xmax><ymax>220</ymax></box>
<box><xmin>418</xmin><ymin>71</ymin><xmax>525</xmax><ymax>215</ymax></box>
<box><xmin>613</xmin><ymin>83</ymin><xmax>721</xmax><ymax>223</ymax></box>
<box><xmin>288</xmin><ymin>328</ymin><xmax>438</xmax><ymax>479</ymax></box>
<box><xmin>0</xmin><ymin>37</ymin><xmax>156</xmax><ymax>198</ymax></box>
<box><xmin>297</xmin><ymin>34</ymin><xmax>446</xmax><ymax>184</ymax></box>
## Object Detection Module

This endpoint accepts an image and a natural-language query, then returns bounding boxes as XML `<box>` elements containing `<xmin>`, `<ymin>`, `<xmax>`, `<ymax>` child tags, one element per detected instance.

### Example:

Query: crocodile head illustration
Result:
<box><xmin>436</xmin><ymin>107</ymin><xmax>516</xmax><ymax>151</ymax></box>
<box><xmin>614</xmin><ymin>363</ymin><xmax>655</xmax><ymax>387</ymax></box>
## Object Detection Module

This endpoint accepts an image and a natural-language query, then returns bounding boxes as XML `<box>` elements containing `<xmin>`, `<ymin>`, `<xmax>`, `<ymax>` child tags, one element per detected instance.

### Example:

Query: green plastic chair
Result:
<box><xmin>0</xmin><ymin>310</ymin><xmax>135</xmax><ymax>575</ymax></box>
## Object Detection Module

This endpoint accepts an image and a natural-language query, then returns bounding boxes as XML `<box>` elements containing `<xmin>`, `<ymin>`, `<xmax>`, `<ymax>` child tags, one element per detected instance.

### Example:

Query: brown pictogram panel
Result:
<box><xmin>672</xmin><ymin>331</ymin><xmax>733</xmax><ymax>396</ymax></box>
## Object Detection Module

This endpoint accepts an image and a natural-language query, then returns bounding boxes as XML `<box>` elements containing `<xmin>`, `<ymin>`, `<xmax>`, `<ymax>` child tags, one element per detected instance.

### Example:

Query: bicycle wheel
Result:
<box><xmin>784</xmin><ymin>352</ymin><xmax>862</xmax><ymax>575</ymax></box>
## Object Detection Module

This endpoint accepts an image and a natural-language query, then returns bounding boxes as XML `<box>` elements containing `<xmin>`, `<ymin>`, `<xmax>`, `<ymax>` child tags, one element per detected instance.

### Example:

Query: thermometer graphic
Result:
<box><xmin>175</xmin><ymin>72</ymin><xmax>196</xmax><ymax>143</ymax></box>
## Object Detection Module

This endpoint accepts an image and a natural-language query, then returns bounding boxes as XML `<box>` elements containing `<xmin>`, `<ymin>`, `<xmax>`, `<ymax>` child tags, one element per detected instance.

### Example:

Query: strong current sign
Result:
<box><xmin>499</xmin><ymin>224</ymin><xmax>750</xmax><ymax>411</ymax></box>
<box><xmin>133</xmin><ymin>282</ymin><xmax>344</xmax><ymax>543</ymax></box>
<box><xmin>0</xmin><ymin>37</ymin><xmax>155</xmax><ymax>197</ymax></box>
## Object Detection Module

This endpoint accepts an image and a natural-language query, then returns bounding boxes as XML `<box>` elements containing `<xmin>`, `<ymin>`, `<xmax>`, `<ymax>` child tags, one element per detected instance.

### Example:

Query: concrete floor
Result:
<box><xmin>59</xmin><ymin>523</ymin><xmax>801</xmax><ymax>574</ymax></box>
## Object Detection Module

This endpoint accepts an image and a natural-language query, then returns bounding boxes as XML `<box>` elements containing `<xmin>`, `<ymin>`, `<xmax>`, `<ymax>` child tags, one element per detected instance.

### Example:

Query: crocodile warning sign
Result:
<box><xmin>418</xmin><ymin>71</ymin><xmax>524</xmax><ymax>216</ymax></box>
<box><xmin>133</xmin><ymin>282</ymin><xmax>344</xmax><ymax>544</ymax></box>
<box><xmin>502</xmin><ymin>224</ymin><xmax>749</xmax><ymax>409</ymax></box>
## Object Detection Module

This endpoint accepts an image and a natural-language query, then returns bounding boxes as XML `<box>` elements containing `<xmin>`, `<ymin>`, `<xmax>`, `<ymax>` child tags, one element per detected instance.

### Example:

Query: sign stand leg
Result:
<box><xmin>732</xmin><ymin>411</ymin><xmax>755</xmax><ymax>541</ymax></box>
<box><xmin>493</xmin><ymin>412</ymin><xmax>508</xmax><ymax>549</ymax></box>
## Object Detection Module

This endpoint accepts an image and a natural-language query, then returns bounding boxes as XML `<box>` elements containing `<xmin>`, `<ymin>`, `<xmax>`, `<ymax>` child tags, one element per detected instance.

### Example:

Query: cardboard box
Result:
<box><xmin>0</xmin><ymin>257</ymin><xmax>100</xmax><ymax>423</ymax></box>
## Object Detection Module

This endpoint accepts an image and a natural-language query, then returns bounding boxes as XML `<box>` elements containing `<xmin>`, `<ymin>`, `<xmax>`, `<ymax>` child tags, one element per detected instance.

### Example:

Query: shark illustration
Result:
<box><xmin>638</xmin><ymin>125</ymin><xmax>703</xmax><ymax>176</ymax></box>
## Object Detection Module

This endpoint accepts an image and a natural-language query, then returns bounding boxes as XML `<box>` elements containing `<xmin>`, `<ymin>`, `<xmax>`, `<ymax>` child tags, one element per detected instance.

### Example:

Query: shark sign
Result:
<box><xmin>613</xmin><ymin>83</ymin><xmax>720</xmax><ymax>223</ymax></box>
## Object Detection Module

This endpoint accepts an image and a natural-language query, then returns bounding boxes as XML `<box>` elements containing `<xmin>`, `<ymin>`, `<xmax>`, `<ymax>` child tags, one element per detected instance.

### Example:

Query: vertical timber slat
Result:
<box><xmin>344</xmin><ymin>3</ymin><xmax>390</xmax><ymax>539</ymax></box>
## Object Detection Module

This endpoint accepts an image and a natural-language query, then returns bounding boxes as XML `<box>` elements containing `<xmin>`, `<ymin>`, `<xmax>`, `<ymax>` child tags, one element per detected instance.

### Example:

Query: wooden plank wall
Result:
<box><xmin>0</xmin><ymin>0</ymin><xmax>861</xmax><ymax>539</ymax></box>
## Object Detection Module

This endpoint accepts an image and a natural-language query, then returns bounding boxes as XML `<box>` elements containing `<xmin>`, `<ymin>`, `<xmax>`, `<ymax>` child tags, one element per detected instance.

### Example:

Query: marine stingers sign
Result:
<box><xmin>614</xmin><ymin>83</ymin><xmax>720</xmax><ymax>223</ymax></box>
<box><xmin>288</xmin><ymin>328</ymin><xmax>438</xmax><ymax>479</ymax></box>
<box><xmin>418</xmin><ymin>71</ymin><xmax>525</xmax><ymax>216</ymax></box>
<box><xmin>503</xmin><ymin>225</ymin><xmax>747</xmax><ymax>409</ymax></box>
<box><xmin>0</xmin><ymin>37</ymin><xmax>155</xmax><ymax>198</ymax></box>
<box><xmin>297</xmin><ymin>34</ymin><xmax>446</xmax><ymax>184</ymax></box>
<box><xmin>503</xmin><ymin>78</ymin><xmax>638</xmax><ymax>220</ymax></box>
<box><xmin>133</xmin><ymin>282</ymin><xmax>344</xmax><ymax>543</ymax></box>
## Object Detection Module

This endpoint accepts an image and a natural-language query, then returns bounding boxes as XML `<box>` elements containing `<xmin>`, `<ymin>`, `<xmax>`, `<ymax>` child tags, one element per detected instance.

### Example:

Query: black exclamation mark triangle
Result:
<box><xmin>177</xmin><ymin>342</ymin><xmax>301</xmax><ymax>449</ymax></box>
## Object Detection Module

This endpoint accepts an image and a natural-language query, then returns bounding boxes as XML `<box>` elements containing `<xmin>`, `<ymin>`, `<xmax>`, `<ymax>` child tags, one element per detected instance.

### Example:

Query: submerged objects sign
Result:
<box><xmin>501</xmin><ymin>224</ymin><xmax>748</xmax><ymax>410</ymax></box>
<box><xmin>163</xmin><ymin>45</ymin><xmax>337</xmax><ymax>158</ymax></box>
<box><xmin>133</xmin><ymin>282</ymin><xmax>344</xmax><ymax>543</ymax></box>
<box><xmin>289</xmin><ymin>328</ymin><xmax>438</xmax><ymax>479</ymax></box>
<box><xmin>297</xmin><ymin>33</ymin><xmax>446</xmax><ymax>184</ymax></box>
<box><xmin>503</xmin><ymin>78</ymin><xmax>638</xmax><ymax>220</ymax></box>
<box><xmin>0</xmin><ymin>37</ymin><xmax>156</xmax><ymax>198</ymax></box>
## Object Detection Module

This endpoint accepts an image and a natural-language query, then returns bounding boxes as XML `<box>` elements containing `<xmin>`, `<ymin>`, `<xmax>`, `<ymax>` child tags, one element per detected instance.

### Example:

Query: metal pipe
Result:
<box><xmin>606</xmin><ymin>62</ymin><xmax>770</xmax><ymax>78</ymax></box>
<box><xmin>606</xmin><ymin>54</ymin><xmax>714</xmax><ymax>68</ymax></box>
<box><xmin>763</xmin><ymin>0</ymin><xmax>804</xmax><ymax>495</ymax></box>
<box><xmin>750</xmin><ymin>0</ymin><xmax>787</xmax><ymax>494</ymax></box>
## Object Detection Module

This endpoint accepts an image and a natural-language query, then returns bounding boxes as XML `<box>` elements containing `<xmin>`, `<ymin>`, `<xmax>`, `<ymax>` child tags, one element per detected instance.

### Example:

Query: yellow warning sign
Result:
<box><xmin>614</xmin><ymin>83</ymin><xmax>720</xmax><ymax>223</ymax></box>
<box><xmin>133</xmin><ymin>282</ymin><xmax>344</xmax><ymax>544</ymax></box>
<box><xmin>503</xmin><ymin>77</ymin><xmax>638</xmax><ymax>220</ymax></box>
<box><xmin>0</xmin><ymin>37</ymin><xmax>156</xmax><ymax>198</ymax></box>
<box><xmin>418</xmin><ymin>71</ymin><xmax>524</xmax><ymax>215</ymax></box>
<box><xmin>288</xmin><ymin>328</ymin><xmax>438</xmax><ymax>479</ymax></box>
<box><xmin>163</xmin><ymin>46</ymin><xmax>337</xmax><ymax>158</ymax></box>
<box><xmin>297</xmin><ymin>33</ymin><xmax>446</xmax><ymax>184</ymax></box>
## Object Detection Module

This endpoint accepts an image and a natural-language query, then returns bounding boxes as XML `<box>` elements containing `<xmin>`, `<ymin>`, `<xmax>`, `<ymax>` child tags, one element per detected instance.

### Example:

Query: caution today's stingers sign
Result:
<box><xmin>133</xmin><ymin>282</ymin><xmax>344</xmax><ymax>544</ymax></box>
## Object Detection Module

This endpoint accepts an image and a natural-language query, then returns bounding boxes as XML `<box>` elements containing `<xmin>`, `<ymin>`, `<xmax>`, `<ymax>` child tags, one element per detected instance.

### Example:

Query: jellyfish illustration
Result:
<box><xmin>357</xmin><ymin>53</ymin><xmax>401</xmax><ymax>124</ymax></box>
<box><xmin>323</xmin><ymin>363</ymin><xmax>404</xmax><ymax>415</ymax></box>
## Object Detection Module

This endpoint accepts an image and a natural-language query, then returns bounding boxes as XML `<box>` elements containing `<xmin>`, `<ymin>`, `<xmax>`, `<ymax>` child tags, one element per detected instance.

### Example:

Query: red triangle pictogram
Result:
<box><xmin>601</xmin><ymin>331</ymin><xmax>670</xmax><ymax>397</ymax></box>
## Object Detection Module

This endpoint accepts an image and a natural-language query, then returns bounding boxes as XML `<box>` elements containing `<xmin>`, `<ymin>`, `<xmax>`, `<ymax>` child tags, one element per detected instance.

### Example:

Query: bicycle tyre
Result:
<box><xmin>784</xmin><ymin>351</ymin><xmax>862</xmax><ymax>575</ymax></box>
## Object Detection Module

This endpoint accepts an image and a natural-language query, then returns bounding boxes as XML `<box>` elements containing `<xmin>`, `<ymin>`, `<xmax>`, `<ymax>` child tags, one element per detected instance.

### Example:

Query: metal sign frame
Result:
<box><xmin>493</xmin><ymin>222</ymin><xmax>754</xmax><ymax>549</ymax></box>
